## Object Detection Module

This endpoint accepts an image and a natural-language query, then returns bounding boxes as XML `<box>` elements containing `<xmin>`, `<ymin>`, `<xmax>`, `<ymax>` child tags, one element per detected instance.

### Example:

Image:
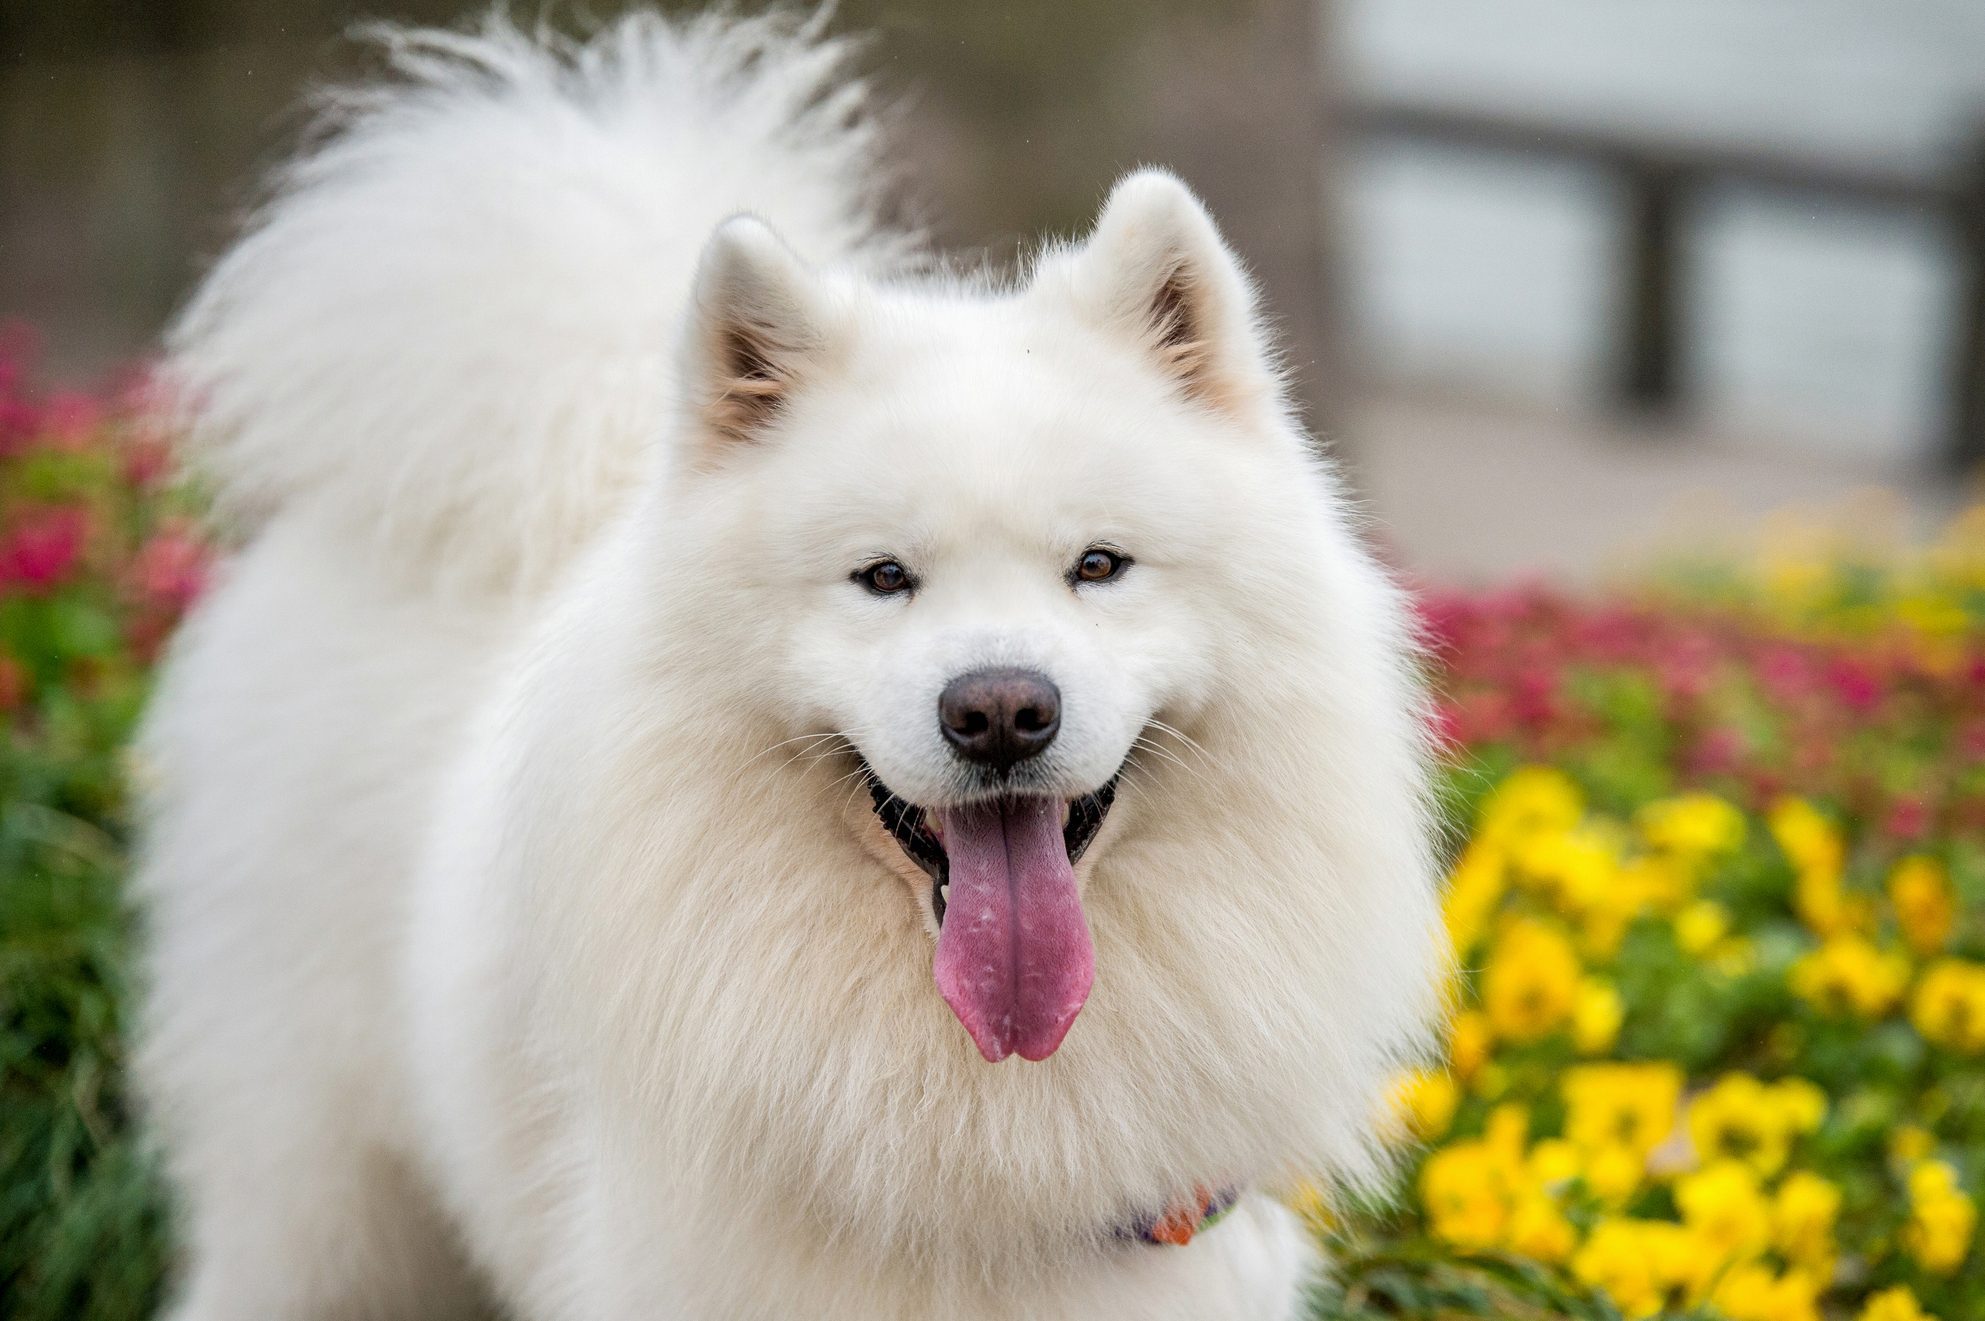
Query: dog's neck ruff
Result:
<box><xmin>1119</xmin><ymin>1186</ymin><xmax>1239</xmax><ymax>1247</ymax></box>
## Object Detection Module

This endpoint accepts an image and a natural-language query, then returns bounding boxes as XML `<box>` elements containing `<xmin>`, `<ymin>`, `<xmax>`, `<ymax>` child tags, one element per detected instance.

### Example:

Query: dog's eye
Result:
<box><xmin>1072</xmin><ymin>547</ymin><xmax>1129</xmax><ymax>585</ymax></box>
<box><xmin>856</xmin><ymin>560</ymin><xmax>914</xmax><ymax>596</ymax></box>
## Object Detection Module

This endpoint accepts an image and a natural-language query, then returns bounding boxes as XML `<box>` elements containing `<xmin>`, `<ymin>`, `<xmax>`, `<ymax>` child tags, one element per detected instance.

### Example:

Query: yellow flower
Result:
<box><xmin>1506</xmin><ymin>1189</ymin><xmax>1576</xmax><ymax>1264</ymax></box>
<box><xmin>1903</xmin><ymin>1161</ymin><xmax>1977</xmax><ymax>1276</ymax></box>
<box><xmin>1388</xmin><ymin>1068</ymin><xmax>1459</xmax><ymax>1141</ymax></box>
<box><xmin>1675</xmin><ymin>899</ymin><xmax>1731</xmax><ymax>956</ymax></box>
<box><xmin>1560</xmin><ymin>1062</ymin><xmax>1682</xmax><ymax>1202</ymax></box>
<box><xmin>1686</xmin><ymin>1074</ymin><xmax>1825</xmax><ymax>1178</ymax></box>
<box><xmin>1448</xmin><ymin>1009</ymin><xmax>1492</xmax><ymax>1084</ymax></box>
<box><xmin>1637</xmin><ymin>792</ymin><xmax>1745</xmax><ymax>862</ymax></box>
<box><xmin>1710</xmin><ymin>1263</ymin><xmax>1822</xmax><ymax>1321</ymax></box>
<box><xmin>1790</xmin><ymin>935</ymin><xmax>1910</xmax><ymax>1019</ymax></box>
<box><xmin>1419</xmin><ymin>1139</ymin><xmax>1518</xmax><ymax>1252</ymax></box>
<box><xmin>1775</xmin><ymin>1077</ymin><xmax>1829</xmax><ymax>1134</ymax></box>
<box><xmin>1527</xmin><ymin>1138</ymin><xmax>1582</xmax><ymax>1188</ymax></box>
<box><xmin>1572</xmin><ymin>1218</ymin><xmax>1702</xmax><ymax>1318</ymax></box>
<box><xmin>1417</xmin><ymin>1104</ymin><xmax>1589</xmax><ymax>1264</ymax></box>
<box><xmin>1771</xmin><ymin>798</ymin><xmax>1867</xmax><ymax>937</ymax></box>
<box><xmin>1442</xmin><ymin>842</ymin><xmax>1505</xmax><ymax>958</ymax></box>
<box><xmin>1481</xmin><ymin>918</ymin><xmax>1581</xmax><ymax>1042</ymax></box>
<box><xmin>1478</xmin><ymin>766</ymin><xmax>1583</xmax><ymax>846</ymax></box>
<box><xmin>1484</xmin><ymin>1102</ymin><xmax>1529</xmax><ymax>1156</ymax></box>
<box><xmin>1890</xmin><ymin>1124</ymin><xmax>1936</xmax><ymax>1165</ymax></box>
<box><xmin>1512</xmin><ymin>823</ymin><xmax>1621</xmax><ymax>915</ymax></box>
<box><xmin>1909</xmin><ymin>959</ymin><xmax>1985</xmax><ymax>1055</ymax></box>
<box><xmin>1281</xmin><ymin>1179</ymin><xmax>1334</xmax><ymax>1230</ymax></box>
<box><xmin>1675</xmin><ymin>1160</ymin><xmax>1772</xmax><ymax>1268</ymax></box>
<box><xmin>1716</xmin><ymin>936</ymin><xmax>1760</xmax><ymax>978</ymax></box>
<box><xmin>1771</xmin><ymin>1170</ymin><xmax>1841</xmax><ymax>1277</ymax></box>
<box><xmin>1563</xmin><ymin>1062</ymin><xmax>1683</xmax><ymax>1158</ymax></box>
<box><xmin>1572</xmin><ymin>978</ymin><xmax>1624</xmax><ymax>1054</ymax></box>
<box><xmin>1858</xmin><ymin>1285</ymin><xmax>1937</xmax><ymax>1321</ymax></box>
<box><xmin>1888</xmin><ymin>856</ymin><xmax>1955</xmax><ymax>956</ymax></box>
<box><xmin>1770</xmin><ymin>797</ymin><xmax>1843</xmax><ymax>879</ymax></box>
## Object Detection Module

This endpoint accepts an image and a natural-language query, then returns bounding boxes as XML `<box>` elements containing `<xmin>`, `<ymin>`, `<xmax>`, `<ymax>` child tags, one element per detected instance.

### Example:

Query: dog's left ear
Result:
<box><xmin>1059</xmin><ymin>170</ymin><xmax>1274</xmax><ymax>413</ymax></box>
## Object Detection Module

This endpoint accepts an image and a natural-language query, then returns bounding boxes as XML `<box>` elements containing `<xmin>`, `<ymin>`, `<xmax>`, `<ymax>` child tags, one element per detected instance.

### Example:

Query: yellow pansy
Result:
<box><xmin>1447</xmin><ymin>1009</ymin><xmax>1492</xmax><ymax>1084</ymax></box>
<box><xmin>1686</xmin><ymin>1074</ymin><xmax>1825</xmax><ymax>1178</ymax></box>
<box><xmin>1481</xmin><ymin>918</ymin><xmax>1581</xmax><ymax>1043</ymax></box>
<box><xmin>1675</xmin><ymin>1160</ymin><xmax>1772</xmax><ymax>1267</ymax></box>
<box><xmin>1857</xmin><ymin>1285</ymin><xmax>1937</xmax><ymax>1321</ymax></box>
<box><xmin>1888</xmin><ymin>855</ymin><xmax>1955</xmax><ymax>956</ymax></box>
<box><xmin>1560</xmin><ymin>1062</ymin><xmax>1682</xmax><ymax>1202</ymax></box>
<box><xmin>1281</xmin><ymin>1179</ymin><xmax>1334</xmax><ymax>1231</ymax></box>
<box><xmin>1903</xmin><ymin>1161</ymin><xmax>1977</xmax><ymax>1276</ymax></box>
<box><xmin>1770</xmin><ymin>797</ymin><xmax>1843</xmax><ymax>879</ymax></box>
<box><xmin>1512</xmin><ymin>822</ymin><xmax>1621</xmax><ymax>916</ymax></box>
<box><xmin>1563</xmin><ymin>1062</ymin><xmax>1683</xmax><ymax>1157</ymax></box>
<box><xmin>1771</xmin><ymin>797</ymin><xmax>1868</xmax><ymax>937</ymax></box>
<box><xmin>1477</xmin><ymin>766</ymin><xmax>1583</xmax><ymax>846</ymax></box>
<box><xmin>1388</xmin><ymin>1068</ymin><xmax>1459</xmax><ymax>1142</ymax></box>
<box><xmin>1418</xmin><ymin>1139</ymin><xmax>1519</xmax><ymax>1252</ymax></box>
<box><xmin>1527</xmin><ymin>1138</ymin><xmax>1582</xmax><ymax>1188</ymax></box>
<box><xmin>1709</xmin><ymin>1263</ymin><xmax>1822</xmax><ymax>1321</ymax></box>
<box><xmin>1483</xmin><ymin>1102</ymin><xmax>1529</xmax><ymax>1156</ymax></box>
<box><xmin>1636</xmin><ymin>792</ymin><xmax>1745</xmax><ymax>862</ymax></box>
<box><xmin>1909</xmin><ymin>959</ymin><xmax>1985</xmax><ymax>1055</ymax></box>
<box><xmin>1505</xmin><ymin>1189</ymin><xmax>1576</xmax><ymax>1264</ymax></box>
<box><xmin>1441</xmin><ymin>841</ymin><xmax>1505</xmax><ymax>958</ymax></box>
<box><xmin>1571</xmin><ymin>1218</ymin><xmax>1702</xmax><ymax>1318</ymax></box>
<box><xmin>1675</xmin><ymin>899</ymin><xmax>1731</xmax><ymax>956</ymax></box>
<box><xmin>1770</xmin><ymin>1169</ymin><xmax>1841</xmax><ymax>1277</ymax></box>
<box><xmin>1572</xmin><ymin>978</ymin><xmax>1624</xmax><ymax>1054</ymax></box>
<box><xmin>1890</xmin><ymin>1124</ymin><xmax>1936</xmax><ymax>1164</ymax></box>
<box><xmin>1790</xmin><ymin>935</ymin><xmax>1909</xmax><ymax>1019</ymax></box>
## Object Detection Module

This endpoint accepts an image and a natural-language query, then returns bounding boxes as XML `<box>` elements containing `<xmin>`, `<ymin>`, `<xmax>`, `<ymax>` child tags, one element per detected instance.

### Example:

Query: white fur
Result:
<box><xmin>136</xmin><ymin>10</ymin><xmax>1445</xmax><ymax>1320</ymax></box>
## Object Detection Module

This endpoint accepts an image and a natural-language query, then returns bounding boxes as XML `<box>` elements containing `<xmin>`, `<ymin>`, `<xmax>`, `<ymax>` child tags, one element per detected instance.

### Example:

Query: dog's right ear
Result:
<box><xmin>683</xmin><ymin>217</ymin><xmax>828</xmax><ymax>452</ymax></box>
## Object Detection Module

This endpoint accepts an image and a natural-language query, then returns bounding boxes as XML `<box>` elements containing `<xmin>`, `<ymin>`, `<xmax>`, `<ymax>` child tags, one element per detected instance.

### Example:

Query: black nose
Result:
<box><xmin>938</xmin><ymin>667</ymin><xmax>1061</xmax><ymax>770</ymax></box>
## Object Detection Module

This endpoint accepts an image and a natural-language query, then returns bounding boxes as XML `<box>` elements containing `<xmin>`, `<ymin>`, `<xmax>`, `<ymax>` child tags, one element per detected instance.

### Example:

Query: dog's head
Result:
<box><xmin>659</xmin><ymin>172</ymin><xmax>1433</xmax><ymax>1071</ymax></box>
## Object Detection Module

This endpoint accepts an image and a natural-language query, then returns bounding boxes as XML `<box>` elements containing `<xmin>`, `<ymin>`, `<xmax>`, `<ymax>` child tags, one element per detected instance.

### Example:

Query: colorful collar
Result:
<box><xmin>1120</xmin><ymin>1185</ymin><xmax>1239</xmax><ymax>1246</ymax></box>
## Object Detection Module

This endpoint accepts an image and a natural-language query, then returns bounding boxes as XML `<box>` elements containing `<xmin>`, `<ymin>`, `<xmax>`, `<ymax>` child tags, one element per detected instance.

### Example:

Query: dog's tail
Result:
<box><xmin>169</xmin><ymin>8</ymin><xmax>911</xmax><ymax>592</ymax></box>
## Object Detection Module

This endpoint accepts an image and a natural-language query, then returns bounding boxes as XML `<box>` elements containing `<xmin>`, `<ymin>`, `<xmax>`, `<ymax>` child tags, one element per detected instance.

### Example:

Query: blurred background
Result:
<box><xmin>5</xmin><ymin>0</ymin><xmax>1984</xmax><ymax>579</ymax></box>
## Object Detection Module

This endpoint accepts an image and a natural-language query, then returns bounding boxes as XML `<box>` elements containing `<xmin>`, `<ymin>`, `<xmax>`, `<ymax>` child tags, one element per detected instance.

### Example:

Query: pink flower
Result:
<box><xmin>1882</xmin><ymin>796</ymin><xmax>1930</xmax><ymax>844</ymax></box>
<box><xmin>39</xmin><ymin>391</ymin><xmax>103</xmax><ymax>451</ymax></box>
<box><xmin>127</xmin><ymin>523</ymin><xmax>209</xmax><ymax>613</ymax></box>
<box><xmin>1824</xmin><ymin>657</ymin><xmax>1882</xmax><ymax>713</ymax></box>
<box><xmin>0</xmin><ymin>506</ymin><xmax>90</xmax><ymax>593</ymax></box>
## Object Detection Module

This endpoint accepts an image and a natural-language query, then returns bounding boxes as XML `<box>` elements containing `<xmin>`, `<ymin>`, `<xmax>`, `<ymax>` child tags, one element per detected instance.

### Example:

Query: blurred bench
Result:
<box><xmin>1352</xmin><ymin>98</ymin><xmax>1985</xmax><ymax>474</ymax></box>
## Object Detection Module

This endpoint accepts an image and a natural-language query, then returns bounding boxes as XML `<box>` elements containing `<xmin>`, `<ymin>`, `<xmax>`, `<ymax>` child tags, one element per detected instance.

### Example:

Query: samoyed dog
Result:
<box><xmin>135</xmin><ymin>9</ymin><xmax>1444</xmax><ymax>1320</ymax></box>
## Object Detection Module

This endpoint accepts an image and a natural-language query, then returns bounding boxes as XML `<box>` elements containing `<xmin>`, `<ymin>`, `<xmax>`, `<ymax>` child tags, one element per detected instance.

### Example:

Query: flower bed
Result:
<box><xmin>1310</xmin><ymin>549</ymin><xmax>1985</xmax><ymax>1320</ymax></box>
<box><xmin>2</xmin><ymin>333</ymin><xmax>1979</xmax><ymax>1320</ymax></box>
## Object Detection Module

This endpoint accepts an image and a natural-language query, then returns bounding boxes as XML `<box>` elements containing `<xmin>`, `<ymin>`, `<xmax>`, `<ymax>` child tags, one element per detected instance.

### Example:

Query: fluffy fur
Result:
<box><xmin>136</xmin><ymin>10</ymin><xmax>1446</xmax><ymax>1320</ymax></box>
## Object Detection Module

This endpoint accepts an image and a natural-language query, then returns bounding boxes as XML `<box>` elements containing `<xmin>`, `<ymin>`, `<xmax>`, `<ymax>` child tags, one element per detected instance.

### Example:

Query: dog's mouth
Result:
<box><xmin>862</xmin><ymin>767</ymin><xmax>1118</xmax><ymax>926</ymax></box>
<box><xmin>861</xmin><ymin>764</ymin><xmax>1119</xmax><ymax>1063</ymax></box>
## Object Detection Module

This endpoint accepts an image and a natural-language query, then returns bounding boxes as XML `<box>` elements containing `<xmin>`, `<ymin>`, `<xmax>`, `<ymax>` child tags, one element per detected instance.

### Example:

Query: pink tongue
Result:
<box><xmin>932</xmin><ymin>798</ymin><xmax>1095</xmax><ymax>1062</ymax></box>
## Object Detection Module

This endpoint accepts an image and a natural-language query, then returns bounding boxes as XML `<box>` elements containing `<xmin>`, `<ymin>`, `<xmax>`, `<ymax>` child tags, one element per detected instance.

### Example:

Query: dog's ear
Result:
<box><xmin>1062</xmin><ymin>170</ymin><xmax>1272</xmax><ymax>413</ymax></box>
<box><xmin>683</xmin><ymin>216</ymin><xmax>828</xmax><ymax>451</ymax></box>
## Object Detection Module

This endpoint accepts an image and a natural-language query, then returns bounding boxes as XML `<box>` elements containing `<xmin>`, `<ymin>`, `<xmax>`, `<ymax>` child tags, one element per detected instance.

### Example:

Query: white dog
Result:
<box><xmin>135</xmin><ymin>10</ymin><xmax>1444</xmax><ymax>1319</ymax></box>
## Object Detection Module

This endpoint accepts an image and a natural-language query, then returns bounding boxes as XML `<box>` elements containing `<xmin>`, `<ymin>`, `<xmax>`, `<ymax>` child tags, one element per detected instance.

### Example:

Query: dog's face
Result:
<box><xmin>668</xmin><ymin>173</ymin><xmax>1321</xmax><ymax>1063</ymax></box>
